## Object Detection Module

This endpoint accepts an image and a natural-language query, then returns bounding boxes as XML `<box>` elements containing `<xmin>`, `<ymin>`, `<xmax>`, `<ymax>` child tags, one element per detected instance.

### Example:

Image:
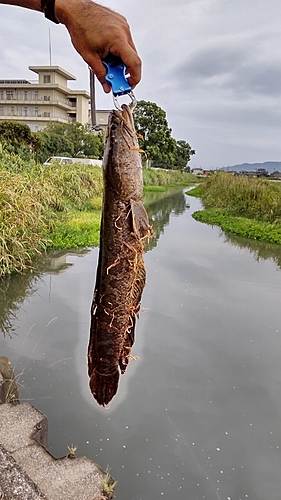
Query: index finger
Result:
<box><xmin>112</xmin><ymin>45</ymin><xmax>142</xmax><ymax>90</ymax></box>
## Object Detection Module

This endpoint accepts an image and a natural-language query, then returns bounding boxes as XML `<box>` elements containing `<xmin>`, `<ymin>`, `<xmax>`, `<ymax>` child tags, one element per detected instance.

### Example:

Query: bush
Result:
<box><xmin>0</xmin><ymin>147</ymin><xmax>103</xmax><ymax>277</ymax></box>
<box><xmin>200</xmin><ymin>172</ymin><xmax>281</xmax><ymax>223</ymax></box>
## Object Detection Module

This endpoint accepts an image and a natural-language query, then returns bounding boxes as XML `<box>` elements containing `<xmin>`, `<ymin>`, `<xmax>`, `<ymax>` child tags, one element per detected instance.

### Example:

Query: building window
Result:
<box><xmin>27</xmin><ymin>123</ymin><xmax>39</xmax><ymax>132</ymax></box>
<box><xmin>43</xmin><ymin>112</ymin><xmax>51</xmax><ymax>117</ymax></box>
<box><xmin>0</xmin><ymin>107</ymin><xmax>4</xmax><ymax>116</ymax></box>
<box><xmin>6</xmin><ymin>90</ymin><xmax>14</xmax><ymax>100</ymax></box>
<box><xmin>43</xmin><ymin>75</ymin><xmax>51</xmax><ymax>83</ymax></box>
<box><xmin>44</xmin><ymin>95</ymin><xmax>51</xmax><ymax>101</ymax></box>
<box><xmin>29</xmin><ymin>106</ymin><xmax>39</xmax><ymax>117</ymax></box>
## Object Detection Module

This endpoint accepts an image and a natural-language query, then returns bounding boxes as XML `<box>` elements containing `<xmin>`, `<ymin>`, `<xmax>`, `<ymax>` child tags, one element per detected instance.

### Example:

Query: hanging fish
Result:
<box><xmin>88</xmin><ymin>103</ymin><xmax>151</xmax><ymax>406</ymax></box>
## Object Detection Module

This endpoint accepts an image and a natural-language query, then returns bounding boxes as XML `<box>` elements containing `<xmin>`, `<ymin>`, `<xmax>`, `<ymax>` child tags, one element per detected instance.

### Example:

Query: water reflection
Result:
<box><xmin>144</xmin><ymin>187</ymin><xmax>189</xmax><ymax>251</ymax></box>
<box><xmin>44</xmin><ymin>249</ymin><xmax>89</xmax><ymax>275</ymax></box>
<box><xmin>1</xmin><ymin>189</ymin><xmax>281</xmax><ymax>500</ymax></box>
<box><xmin>0</xmin><ymin>189</ymin><xmax>187</xmax><ymax>338</ymax></box>
<box><xmin>0</xmin><ymin>250</ymin><xmax>89</xmax><ymax>337</ymax></box>
<box><xmin>223</xmin><ymin>232</ymin><xmax>281</xmax><ymax>270</ymax></box>
<box><xmin>0</xmin><ymin>273</ymin><xmax>40</xmax><ymax>337</ymax></box>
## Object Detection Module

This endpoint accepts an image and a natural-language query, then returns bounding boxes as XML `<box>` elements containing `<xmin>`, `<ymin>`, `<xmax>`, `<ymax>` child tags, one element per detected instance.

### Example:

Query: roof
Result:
<box><xmin>28</xmin><ymin>66</ymin><xmax>76</xmax><ymax>81</ymax></box>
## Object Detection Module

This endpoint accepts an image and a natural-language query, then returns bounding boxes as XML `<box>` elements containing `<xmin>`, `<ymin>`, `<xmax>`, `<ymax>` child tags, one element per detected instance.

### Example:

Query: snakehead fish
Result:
<box><xmin>88</xmin><ymin>104</ymin><xmax>151</xmax><ymax>406</ymax></box>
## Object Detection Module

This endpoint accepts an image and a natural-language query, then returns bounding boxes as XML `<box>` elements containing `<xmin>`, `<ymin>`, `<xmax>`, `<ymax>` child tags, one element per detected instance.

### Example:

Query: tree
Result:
<box><xmin>133</xmin><ymin>101</ymin><xmax>195</xmax><ymax>170</ymax></box>
<box><xmin>174</xmin><ymin>140</ymin><xmax>196</xmax><ymax>171</ymax></box>
<box><xmin>0</xmin><ymin>121</ymin><xmax>40</xmax><ymax>159</ymax></box>
<box><xmin>36</xmin><ymin>130</ymin><xmax>74</xmax><ymax>162</ymax></box>
<box><xmin>37</xmin><ymin>121</ymin><xmax>104</xmax><ymax>161</ymax></box>
<box><xmin>134</xmin><ymin>100</ymin><xmax>176</xmax><ymax>168</ymax></box>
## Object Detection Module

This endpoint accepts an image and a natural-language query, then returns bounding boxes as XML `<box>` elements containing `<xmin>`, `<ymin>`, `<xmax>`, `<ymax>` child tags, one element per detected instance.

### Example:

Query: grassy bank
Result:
<box><xmin>143</xmin><ymin>167</ymin><xmax>195</xmax><ymax>188</ymax></box>
<box><xmin>0</xmin><ymin>148</ymin><xmax>102</xmax><ymax>277</ymax></box>
<box><xmin>0</xmin><ymin>148</ymin><xmax>195</xmax><ymax>278</ymax></box>
<box><xmin>188</xmin><ymin>172</ymin><xmax>281</xmax><ymax>244</ymax></box>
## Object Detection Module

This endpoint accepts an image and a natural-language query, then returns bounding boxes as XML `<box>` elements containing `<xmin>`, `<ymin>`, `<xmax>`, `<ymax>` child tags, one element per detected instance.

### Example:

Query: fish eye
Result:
<box><xmin>111</xmin><ymin>123</ymin><xmax>118</xmax><ymax>131</ymax></box>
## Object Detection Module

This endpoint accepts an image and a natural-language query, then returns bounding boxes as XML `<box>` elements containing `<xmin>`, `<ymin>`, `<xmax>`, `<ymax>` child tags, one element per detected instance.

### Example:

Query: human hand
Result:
<box><xmin>55</xmin><ymin>0</ymin><xmax>141</xmax><ymax>93</ymax></box>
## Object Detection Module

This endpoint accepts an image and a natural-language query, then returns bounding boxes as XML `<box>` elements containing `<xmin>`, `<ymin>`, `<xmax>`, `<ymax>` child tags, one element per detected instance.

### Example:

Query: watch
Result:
<box><xmin>41</xmin><ymin>0</ymin><xmax>60</xmax><ymax>24</ymax></box>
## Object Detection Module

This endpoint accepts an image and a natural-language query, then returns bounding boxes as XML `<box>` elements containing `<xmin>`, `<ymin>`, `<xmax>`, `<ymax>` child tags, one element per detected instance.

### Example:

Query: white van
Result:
<box><xmin>44</xmin><ymin>156</ymin><xmax>102</xmax><ymax>167</ymax></box>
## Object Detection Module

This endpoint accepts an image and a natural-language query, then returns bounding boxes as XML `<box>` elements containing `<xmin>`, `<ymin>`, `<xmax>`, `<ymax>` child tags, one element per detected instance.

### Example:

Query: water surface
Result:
<box><xmin>1</xmin><ymin>188</ymin><xmax>281</xmax><ymax>500</ymax></box>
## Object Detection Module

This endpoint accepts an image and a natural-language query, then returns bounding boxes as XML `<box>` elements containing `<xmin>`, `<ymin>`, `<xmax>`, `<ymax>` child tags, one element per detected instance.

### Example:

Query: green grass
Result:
<box><xmin>49</xmin><ymin>211</ymin><xmax>101</xmax><ymax>249</ymax></box>
<box><xmin>186</xmin><ymin>185</ymin><xmax>203</xmax><ymax>198</ymax></box>
<box><xmin>199</xmin><ymin>172</ymin><xmax>281</xmax><ymax>222</ymax></box>
<box><xmin>144</xmin><ymin>185</ymin><xmax>167</xmax><ymax>192</ymax></box>
<box><xmin>0</xmin><ymin>146</ymin><xmax>196</xmax><ymax>278</ymax></box>
<box><xmin>193</xmin><ymin>208</ymin><xmax>281</xmax><ymax>244</ymax></box>
<box><xmin>189</xmin><ymin>172</ymin><xmax>281</xmax><ymax>244</ymax></box>
<box><xmin>143</xmin><ymin>167</ymin><xmax>196</xmax><ymax>187</ymax></box>
<box><xmin>0</xmin><ymin>147</ymin><xmax>103</xmax><ymax>277</ymax></box>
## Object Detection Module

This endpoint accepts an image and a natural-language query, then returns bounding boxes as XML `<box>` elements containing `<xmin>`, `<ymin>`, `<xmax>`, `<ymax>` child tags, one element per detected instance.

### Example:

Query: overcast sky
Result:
<box><xmin>1</xmin><ymin>0</ymin><xmax>281</xmax><ymax>168</ymax></box>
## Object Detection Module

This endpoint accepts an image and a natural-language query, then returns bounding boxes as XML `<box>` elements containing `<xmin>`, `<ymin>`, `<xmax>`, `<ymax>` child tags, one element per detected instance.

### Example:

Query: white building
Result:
<box><xmin>0</xmin><ymin>65</ymin><xmax>91</xmax><ymax>132</ymax></box>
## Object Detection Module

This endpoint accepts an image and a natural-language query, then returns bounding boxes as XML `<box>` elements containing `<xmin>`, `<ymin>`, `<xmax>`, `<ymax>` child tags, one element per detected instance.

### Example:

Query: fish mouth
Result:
<box><xmin>108</xmin><ymin>104</ymin><xmax>135</xmax><ymax>135</ymax></box>
<box><xmin>121</xmin><ymin>104</ymin><xmax>134</xmax><ymax>130</ymax></box>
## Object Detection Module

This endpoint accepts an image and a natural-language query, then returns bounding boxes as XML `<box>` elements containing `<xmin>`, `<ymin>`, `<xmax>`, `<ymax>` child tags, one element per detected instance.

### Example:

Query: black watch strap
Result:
<box><xmin>41</xmin><ymin>0</ymin><xmax>60</xmax><ymax>24</ymax></box>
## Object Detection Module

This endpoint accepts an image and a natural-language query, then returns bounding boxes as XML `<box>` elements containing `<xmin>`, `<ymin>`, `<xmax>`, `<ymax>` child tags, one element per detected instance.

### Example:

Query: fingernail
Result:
<box><xmin>102</xmin><ymin>83</ymin><xmax>111</xmax><ymax>94</ymax></box>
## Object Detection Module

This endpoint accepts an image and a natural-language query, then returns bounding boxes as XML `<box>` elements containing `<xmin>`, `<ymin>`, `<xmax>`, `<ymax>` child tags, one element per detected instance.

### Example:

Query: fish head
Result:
<box><xmin>103</xmin><ymin>104</ymin><xmax>143</xmax><ymax>201</ymax></box>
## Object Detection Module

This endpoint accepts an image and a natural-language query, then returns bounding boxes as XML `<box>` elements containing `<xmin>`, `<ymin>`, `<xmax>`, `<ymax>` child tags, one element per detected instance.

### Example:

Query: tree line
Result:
<box><xmin>0</xmin><ymin>100</ymin><xmax>195</xmax><ymax>170</ymax></box>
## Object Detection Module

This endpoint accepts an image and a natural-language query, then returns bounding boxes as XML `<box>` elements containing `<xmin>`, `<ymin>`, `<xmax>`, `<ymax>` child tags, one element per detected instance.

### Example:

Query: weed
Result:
<box><xmin>191</xmin><ymin>172</ymin><xmax>281</xmax><ymax>244</ymax></box>
<box><xmin>143</xmin><ymin>167</ymin><xmax>196</xmax><ymax>187</ymax></box>
<box><xmin>193</xmin><ymin>208</ymin><xmax>281</xmax><ymax>245</ymax></box>
<box><xmin>101</xmin><ymin>468</ymin><xmax>117</xmax><ymax>500</ymax></box>
<box><xmin>199</xmin><ymin>172</ymin><xmax>281</xmax><ymax>223</ymax></box>
<box><xmin>0</xmin><ymin>147</ymin><xmax>102</xmax><ymax>277</ymax></box>
<box><xmin>67</xmin><ymin>444</ymin><xmax>78</xmax><ymax>458</ymax></box>
<box><xmin>0</xmin><ymin>145</ymin><xmax>196</xmax><ymax>278</ymax></box>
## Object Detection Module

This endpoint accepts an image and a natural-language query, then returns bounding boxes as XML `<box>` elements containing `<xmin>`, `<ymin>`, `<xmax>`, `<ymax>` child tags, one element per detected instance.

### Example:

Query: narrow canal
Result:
<box><xmin>1</xmin><ymin>188</ymin><xmax>281</xmax><ymax>500</ymax></box>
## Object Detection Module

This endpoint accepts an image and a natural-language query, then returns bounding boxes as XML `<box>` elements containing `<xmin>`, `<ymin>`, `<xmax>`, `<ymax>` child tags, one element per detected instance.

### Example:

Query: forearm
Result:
<box><xmin>0</xmin><ymin>0</ymin><xmax>41</xmax><ymax>11</ymax></box>
<box><xmin>0</xmin><ymin>0</ymin><xmax>102</xmax><ymax>19</ymax></box>
<box><xmin>0</xmin><ymin>0</ymin><xmax>142</xmax><ymax>91</ymax></box>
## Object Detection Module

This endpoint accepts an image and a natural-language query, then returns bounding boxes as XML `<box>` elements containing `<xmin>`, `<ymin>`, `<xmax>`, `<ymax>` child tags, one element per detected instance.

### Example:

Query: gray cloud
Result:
<box><xmin>177</xmin><ymin>39</ymin><xmax>281</xmax><ymax>99</ymax></box>
<box><xmin>182</xmin><ymin>45</ymin><xmax>247</xmax><ymax>80</ymax></box>
<box><xmin>1</xmin><ymin>0</ymin><xmax>281</xmax><ymax>167</ymax></box>
<box><xmin>226</xmin><ymin>64</ymin><xmax>281</xmax><ymax>97</ymax></box>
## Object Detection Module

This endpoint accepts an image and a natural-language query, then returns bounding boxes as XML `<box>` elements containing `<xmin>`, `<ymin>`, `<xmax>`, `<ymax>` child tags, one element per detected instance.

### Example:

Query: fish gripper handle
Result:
<box><xmin>103</xmin><ymin>55</ymin><xmax>132</xmax><ymax>97</ymax></box>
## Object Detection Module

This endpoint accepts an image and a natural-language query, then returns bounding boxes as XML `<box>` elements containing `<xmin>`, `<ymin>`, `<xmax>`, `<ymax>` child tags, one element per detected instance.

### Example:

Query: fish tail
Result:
<box><xmin>89</xmin><ymin>369</ymin><xmax>120</xmax><ymax>406</ymax></box>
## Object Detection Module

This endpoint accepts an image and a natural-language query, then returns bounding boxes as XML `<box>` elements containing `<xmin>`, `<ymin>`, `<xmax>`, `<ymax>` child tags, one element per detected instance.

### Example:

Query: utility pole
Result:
<box><xmin>89</xmin><ymin>68</ymin><xmax>96</xmax><ymax>128</ymax></box>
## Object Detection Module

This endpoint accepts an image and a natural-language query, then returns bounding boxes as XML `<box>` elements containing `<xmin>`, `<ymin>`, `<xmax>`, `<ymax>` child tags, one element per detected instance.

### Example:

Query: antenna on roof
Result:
<box><xmin>48</xmin><ymin>28</ymin><xmax>52</xmax><ymax>66</ymax></box>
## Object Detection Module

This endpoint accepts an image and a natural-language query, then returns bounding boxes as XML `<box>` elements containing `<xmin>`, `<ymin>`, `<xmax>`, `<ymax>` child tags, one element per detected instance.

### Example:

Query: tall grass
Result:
<box><xmin>143</xmin><ymin>167</ymin><xmax>196</xmax><ymax>187</ymax></box>
<box><xmin>1</xmin><ymin>148</ymin><xmax>194</xmax><ymax>278</ymax></box>
<box><xmin>201</xmin><ymin>172</ymin><xmax>281</xmax><ymax>223</ymax></box>
<box><xmin>0</xmin><ymin>148</ymin><xmax>102</xmax><ymax>277</ymax></box>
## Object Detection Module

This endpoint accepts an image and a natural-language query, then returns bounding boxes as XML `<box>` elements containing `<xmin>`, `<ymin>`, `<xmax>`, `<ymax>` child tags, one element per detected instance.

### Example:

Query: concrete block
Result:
<box><xmin>0</xmin><ymin>403</ymin><xmax>112</xmax><ymax>500</ymax></box>
<box><xmin>0</xmin><ymin>445</ymin><xmax>46</xmax><ymax>499</ymax></box>
<box><xmin>0</xmin><ymin>403</ymin><xmax>45</xmax><ymax>453</ymax></box>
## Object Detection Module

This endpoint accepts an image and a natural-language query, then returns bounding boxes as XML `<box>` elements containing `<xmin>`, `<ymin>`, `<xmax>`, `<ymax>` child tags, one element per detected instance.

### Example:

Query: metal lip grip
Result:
<box><xmin>103</xmin><ymin>54</ymin><xmax>136</xmax><ymax>109</ymax></box>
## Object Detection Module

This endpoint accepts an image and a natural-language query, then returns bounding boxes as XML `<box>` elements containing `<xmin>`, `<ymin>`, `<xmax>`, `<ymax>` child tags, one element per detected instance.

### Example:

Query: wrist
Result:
<box><xmin>54</xmin><ymin>0</ymin><xmax>96</xmax><ymax>26</ymax></box>
<box><xmin>41</xmin><ymin>0</ymin><xmax>59</xmax><ymax>23</ymax></box>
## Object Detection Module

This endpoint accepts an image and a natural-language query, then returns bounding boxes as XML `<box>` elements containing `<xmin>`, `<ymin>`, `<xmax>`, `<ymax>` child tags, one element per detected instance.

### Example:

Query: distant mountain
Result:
<box><xmin>220</xmin><ymin>162</ymin><xmax>281</xmax><ymax>174</ymax></box>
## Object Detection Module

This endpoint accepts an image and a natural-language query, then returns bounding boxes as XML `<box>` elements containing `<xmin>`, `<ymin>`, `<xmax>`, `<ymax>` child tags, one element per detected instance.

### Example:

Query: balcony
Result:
<box><xmin>0</xmin><ymin>98</ymin><xmax>76</xmax><ymax>110</ymax></box>
<box><xmin>0</xmin><ymin>113</ymin><xmax>70</xmax><ymax>123</ymax></box>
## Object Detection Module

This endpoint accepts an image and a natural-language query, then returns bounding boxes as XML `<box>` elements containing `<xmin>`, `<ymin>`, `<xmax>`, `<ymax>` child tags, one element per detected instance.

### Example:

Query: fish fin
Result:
<box><xmin>89</xmin><ymin>369</ymin><xmax>120</xmax><ymax>407</ymax></box>
<box><xmin>130</xmin><ymin>200</ymin><xmax>152</xmax><ymax>240</ymax></box>
<box><xmin>119</xmin><ymin>319</ymin><xmax>136</xmax><ymax>373</ymax></box>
